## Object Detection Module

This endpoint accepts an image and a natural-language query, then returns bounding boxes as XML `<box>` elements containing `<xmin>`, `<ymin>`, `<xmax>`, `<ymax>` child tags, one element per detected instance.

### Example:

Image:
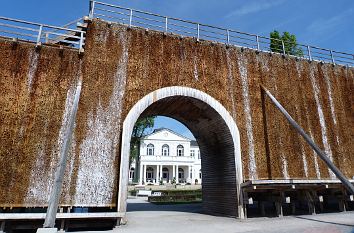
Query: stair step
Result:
<box><xmin>77</xmin><ymin>22</ymin><xmax>88</xmax><ymax>31</ymax></box>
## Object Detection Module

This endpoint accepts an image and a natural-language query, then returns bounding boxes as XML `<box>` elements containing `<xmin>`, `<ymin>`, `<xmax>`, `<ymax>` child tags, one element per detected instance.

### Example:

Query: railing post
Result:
<box><xmin>307</xmin><ymin>45</ymin><xmax>312</xmax><ymax>61</ymax></box>
<box><xmin>165</xmin><ymin>17</ymin><xmax>168</xmax><ymax>33</ymax></box>
<box><xmin>79</xmin><ymin>31</ymin><xmax>84</xmax><ymax>53</ymax></box>
<box><xmin>281</xmin><ymin>40</ymin><xmax>286</xmax><ymax>55</ymax></box>
<box><xmin>197</xmin><ymin>23</ymin><xmax>200</xmax><ymax>41</ymax></box>
<box><xmin>226</xmin><ymin>29</ymin><xmax>230</xmax><ymax>45</ymax></box>
<box><xmin>129</xmin><ymin>9</ymin><xmax>133</xmax><ymax>27</ymax></box>
<box><xmin>89</xmin><ymin>0</ymin><xmax>95</xmax><ymax>18</ymax></box>
<box><xmin>45</xmin><ymin>33</ymin><xmax>49</xmax><ymax>43</ymax></box>
<box><xmin>256</xmin><ymin>35</ymin><xmax>260</xmax><ymax>51</ymax></box>
<box><xmin>330</xmin><ymin>50</ymin><xmax>335</xmax><ymax>64</ymax></box>
<box><xmin>36</xmin><ymin>25</ymin><xmax>43</xmax><ymax>45</ymax></box>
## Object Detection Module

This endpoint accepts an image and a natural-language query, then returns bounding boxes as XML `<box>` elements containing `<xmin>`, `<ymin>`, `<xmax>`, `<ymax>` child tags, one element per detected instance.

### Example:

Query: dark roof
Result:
<box><xmin>152</xmin><ymin>127</ymin><xmax>168</xmax><ymax>133</ymax></box>
<box><xmin>190</xmin><ymin>140</ymin><xmax>199</xmax><ymax>147</ymax></box>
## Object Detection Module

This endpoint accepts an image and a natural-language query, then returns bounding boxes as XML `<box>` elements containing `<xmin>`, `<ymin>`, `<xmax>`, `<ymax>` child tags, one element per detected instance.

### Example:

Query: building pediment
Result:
<box><xmin>143</xmin><ymin>128</ymin><xmax>191</xmax><ymax>142</ymax></box>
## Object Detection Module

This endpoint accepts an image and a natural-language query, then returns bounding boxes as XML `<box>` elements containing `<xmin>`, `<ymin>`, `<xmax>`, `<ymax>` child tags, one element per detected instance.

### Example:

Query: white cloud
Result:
<box><xmin>225</xmin><ymin>0</ymin><xmax>285</xmax><ymax>18</ymax></box>
<box><xmin>306</xmin><ymin>8</ymin><xmax>353</xmax><ymax>35</ymax></box>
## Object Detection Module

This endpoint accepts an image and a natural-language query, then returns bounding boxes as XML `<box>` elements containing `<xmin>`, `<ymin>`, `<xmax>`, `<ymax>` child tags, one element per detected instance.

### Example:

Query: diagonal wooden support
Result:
<box><xmin>42</xmin><ymin>77</ymin><xmax>83</xmax><ymax>228</ymax></box>
<box><xmin>261</xmin><ymin>85</ymin><xmax>354</xmax><ymax>195</ymax></box>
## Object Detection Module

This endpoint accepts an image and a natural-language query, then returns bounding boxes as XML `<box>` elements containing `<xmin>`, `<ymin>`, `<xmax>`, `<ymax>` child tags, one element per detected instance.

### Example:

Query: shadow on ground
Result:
<box><xmin>127</xmin><ymin>198</ymin><xmax>202</xmax><ymax>213</ymax></box>
<box><xmin>127</xmin><ymin>200</ymin><xmax>203</xmax><ymax>213</ymax></box>
<box><xmin>295</xmin><ymin>216</ymin><xmax>354</xmax><ymax>228</ymax></box>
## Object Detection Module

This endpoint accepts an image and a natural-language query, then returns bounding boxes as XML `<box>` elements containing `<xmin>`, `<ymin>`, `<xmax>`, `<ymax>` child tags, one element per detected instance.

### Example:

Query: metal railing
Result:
<box><xmin>88</xmin><ymin>0</ymin><xmax>354</xmax><ymax>67</ymax></box>
<box><xmin>0</xmin><ymin>16</ymin><xmax>85</xmax><ymax>52</ymax></box>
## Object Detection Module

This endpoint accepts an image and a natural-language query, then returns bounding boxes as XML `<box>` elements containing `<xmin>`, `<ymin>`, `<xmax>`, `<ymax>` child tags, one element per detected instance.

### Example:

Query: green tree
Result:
<box><xmin>130</xmin><ymin>116</ymin><xmax>156</xmax><ymax>166</ymax></box>
<box><xmin>270</xmin><ymin>30</ymin><xmax>303</xmax><ymax>56</ymax></box>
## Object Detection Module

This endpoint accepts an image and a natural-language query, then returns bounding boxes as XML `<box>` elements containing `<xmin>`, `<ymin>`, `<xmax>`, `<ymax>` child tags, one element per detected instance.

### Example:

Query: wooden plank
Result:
<box><xmin>242</xmin><ymin>179</ymin><xmax>354</xmax><ymax>187</ymax></box>
<box><xmin>0</xmin><ymin>212</ymin><xmax>124</xmax><ymax>220</ymax></box>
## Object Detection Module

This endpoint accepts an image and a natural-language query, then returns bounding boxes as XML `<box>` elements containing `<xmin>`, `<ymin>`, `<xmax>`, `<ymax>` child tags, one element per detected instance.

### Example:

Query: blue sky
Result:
<box><xmin>1</xmin><ymin>0</ymin><xmax>353</xmax><ymax>52</ymax></box>
<box><xmin>1</xmin><ymin>0</ymin><xmax>353</xmax><ymax>138</ymax></box>
<box><xmin>148</xmin><ymin>116</ymin><xmax>195</xmax><ymax>140</ymax></box>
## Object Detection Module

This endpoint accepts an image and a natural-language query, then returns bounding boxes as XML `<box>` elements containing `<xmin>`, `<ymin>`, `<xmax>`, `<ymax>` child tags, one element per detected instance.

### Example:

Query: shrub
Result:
<box><xmin>148</xmin><ymin>190</ymin><xmax>202</xmax><ymax>204</ymax></box>
<box><xmin>130</xmin><ymin>190</ymin><xmax>137</xmax><ymax>196</ymax></box>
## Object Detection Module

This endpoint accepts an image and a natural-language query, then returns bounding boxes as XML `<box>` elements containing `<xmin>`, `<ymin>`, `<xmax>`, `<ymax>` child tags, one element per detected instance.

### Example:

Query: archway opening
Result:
<box><xmin>119</xmin><ymin>87</ymin><xmax>243</xmax><ymax>218</ymax></box>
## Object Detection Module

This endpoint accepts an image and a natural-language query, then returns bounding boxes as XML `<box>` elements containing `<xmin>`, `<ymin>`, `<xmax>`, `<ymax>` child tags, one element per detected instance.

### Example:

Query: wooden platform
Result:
<box><xmin>241</xmin><ymin>179</ymin><xmax>354</xmax><ymax>218</ymax></box>
<box><xmin>241</xmin><ymin>179</ymin><xmax>354</xmax><ymax>190</ymax></box>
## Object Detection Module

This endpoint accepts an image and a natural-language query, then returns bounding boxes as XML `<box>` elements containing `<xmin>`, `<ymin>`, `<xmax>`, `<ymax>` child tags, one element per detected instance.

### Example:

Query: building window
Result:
<box><xmin>190</xmin><ymin>150</ymin><xmax>195</xmax><ymax>157</ymax></box>
<box><xmin>146</xmin><ymin>167</ymin><xmax>154</xmax><ymax>180</ymax></box>
<box><xmin>178</xmin><ymin>168</ymin><xmax>184</xmax><ymax>179</ymax></box>
<box><xmin>198</xmin><ymin>150</ymin><xmax>201</xmax><ymax>159</ymax></box>
<box><xmin>162</xmin><ymin>167</ymin><xmax>169</xmax><ymax>180</ymax></box>
<box><xmin>199</xmin><ymin>169</ymin><xmax>202</xmax><ymax>179</ymax></box>
<box><xmin>129</xmin><ymin>168</ymin><xmax>135</xmax><ymax>179</ymax></box>
<box><xmin>177</xmin><ymin>145</ymin><xmax>184</xmax><ymax>156</ymax></box>
<box><xmin>162</xmin><ymin>144</ymin><xmax>169</xmax><ymax>156</ymax></box>
<box><xmin>147</xmin><ymin>144</ymin><xmax>154</xmax><ymax>156</ymax></box>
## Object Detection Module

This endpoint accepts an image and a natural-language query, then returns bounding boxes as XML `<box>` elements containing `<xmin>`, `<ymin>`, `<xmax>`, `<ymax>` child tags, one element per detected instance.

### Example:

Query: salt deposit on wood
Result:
<box><xmin>295</xmin><ymin>62</ymin><xmax>309</xmax><ymax>178</ymax></box>
<box><xmin>75</xmin><ymin>30</ymin><xmax>128</xmax><ymax>205</ymax></box>
<box><xmin>238</xmin><ymin>53</ymin><xmax>257</xmax><ymax>180</ymax></box>
<box><xmin>26</xmin><ymin>51</ymin><xmax>39</xmax><ymax>92</ymax></box>
<box><xmin>310</xmin><ymin>65</ymin><xmax>336</xmax><ymax>179</ymax></box>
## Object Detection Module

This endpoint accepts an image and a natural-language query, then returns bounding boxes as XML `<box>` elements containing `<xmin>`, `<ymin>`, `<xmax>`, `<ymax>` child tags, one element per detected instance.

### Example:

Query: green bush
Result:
<box><xmin>148</xmin><ymin>189</ymin><xmax>202</xmax><ymax>204</ymax></box>
<box><xmin>129</xmin><ymin>190</ymin><xmax>137</xmax><ymax>196</ymax></box>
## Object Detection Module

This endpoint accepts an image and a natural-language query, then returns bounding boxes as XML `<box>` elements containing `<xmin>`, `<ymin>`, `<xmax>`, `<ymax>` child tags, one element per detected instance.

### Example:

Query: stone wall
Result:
<box><xmin>0</xmin><ymin>19</ymin><xmax>353</xmax><ymax>207</ymax></box>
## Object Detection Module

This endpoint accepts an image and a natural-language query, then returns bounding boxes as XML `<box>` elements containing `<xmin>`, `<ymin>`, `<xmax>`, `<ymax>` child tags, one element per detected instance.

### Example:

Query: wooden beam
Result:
<box><xmin>43</xmin><ymin>78</ymin><xmax>82</xmax><ymax>228</ymax></box>
<box><xmin>261</xmin><ymin>85</ymin><xmax>354</xmax><ymax>195</ymax></box>
<box><xmin>0</xmin><ymin>212</ymin><xmax>124</xmax><ymax>220</ymax></box>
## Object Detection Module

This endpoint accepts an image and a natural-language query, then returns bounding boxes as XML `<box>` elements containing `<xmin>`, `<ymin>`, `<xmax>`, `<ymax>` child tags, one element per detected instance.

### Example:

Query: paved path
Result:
<box><xmin>93</xmin><ymin>197</ymin><xmax>354</xmax><ymax>233</ymax></box>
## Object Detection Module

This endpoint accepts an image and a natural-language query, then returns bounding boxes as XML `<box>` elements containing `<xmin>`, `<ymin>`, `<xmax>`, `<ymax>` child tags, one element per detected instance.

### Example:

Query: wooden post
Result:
<box><xmin>338</xmin><ymin>199</ymin><xmax>345</xmax><ymax>212</ymax></box>
<box><xmin>291</xmin><ymin>202</ymin><xmax>296</xmax><ymax>215</ymax></box>
<box><xmin>259</xmin><ymin>201</ymin><xmax>265</xmax><ymax>216</ymax></box>
<box><xmin>242</xmin><ymin>190</ymin><xmax>248</xmax><ymax>219</ymax></box>
<box><xmin>275</xmin><ymin>202</ymin><xmax>283</xmax><ymax>217</ymax></box>
<box><xmin>318</xmin><ymin>195</ymin><xmax>324</xmax><ymax>212</ymax></box>
<box><xmin>305</xmin><ymin>191</ymin><xmax>316</xmax><ymax>215</ymax></box>
<box><xmin>0</xmin><ymin>221</ymin><xmax>5</xmax><ymax>233</ymax></box>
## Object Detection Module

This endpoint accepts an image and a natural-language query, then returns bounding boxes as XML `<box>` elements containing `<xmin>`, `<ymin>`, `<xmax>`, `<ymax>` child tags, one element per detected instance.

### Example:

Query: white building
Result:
<box><xmin>129</xmin><ymin>128</ymin><xmax>202</xmax><ymax>185</ymax></box>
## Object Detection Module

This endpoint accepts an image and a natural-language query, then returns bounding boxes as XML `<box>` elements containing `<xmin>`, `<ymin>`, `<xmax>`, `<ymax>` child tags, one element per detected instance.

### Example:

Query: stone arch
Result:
<box><xmin>118</xmin><ymin>86</ymin><xmax>244</xmax><ymax>218</ymax></box>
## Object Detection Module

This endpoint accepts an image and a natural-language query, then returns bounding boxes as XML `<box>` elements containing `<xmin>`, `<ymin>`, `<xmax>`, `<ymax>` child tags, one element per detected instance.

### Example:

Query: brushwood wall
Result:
<box><xmin>0</xmin><ymin>19</ymin><xmax>353</xmax><ymax>207</ymax></box>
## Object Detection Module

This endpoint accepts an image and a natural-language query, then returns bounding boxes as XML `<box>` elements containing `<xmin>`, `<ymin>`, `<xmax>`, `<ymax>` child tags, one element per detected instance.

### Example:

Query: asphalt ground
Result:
<box><xmin>73</xmin><ymin>197</ymin><xmax>354</xmax><ymax>233</ymax></box>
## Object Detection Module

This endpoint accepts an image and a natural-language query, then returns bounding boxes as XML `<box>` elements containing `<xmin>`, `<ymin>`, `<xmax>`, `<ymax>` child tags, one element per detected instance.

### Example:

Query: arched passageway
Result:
<box><xmin>119</xmin><ymin>86</ymin><xmax>244</xmax><ymax>218</ymax></box>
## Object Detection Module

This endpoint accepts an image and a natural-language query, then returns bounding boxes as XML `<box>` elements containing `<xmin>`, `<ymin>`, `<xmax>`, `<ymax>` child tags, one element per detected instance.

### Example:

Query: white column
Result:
<box><xmin>172</xmin><ymin>165</ymin><xmax>175</xmax><ymax>183</ymax></box>
<box><xmin>188</xmin><ymin>165</ymin><xmax>191</xmax><ymax>183</ymax></box>
<box><xmin>143</xmin><ymin>164</ymin><xmax>147</xmax><ymax>184</ymax></box>
<box><xmin>156</xmin><ymin>165</ymin><xmax>160</xmax><ymax>184</ymax></box>
<box><xmin>176</xmin><ymin>165</ymin><xmax>179</xmax><ymax>184</ymax></box>
<box><xmin>160</xmin><ymin>165</ymin><xmax>163</xmax><ymax>183</ymax></box>
<box><xmin>139</xmin><ymin>163</ymin><xmax>143</xmax><ymax>185</ymax></box>
<box><xmin>191</xmin><ymin>166</ymin><xmax>194</xmax><ymax>184</ymax></box>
